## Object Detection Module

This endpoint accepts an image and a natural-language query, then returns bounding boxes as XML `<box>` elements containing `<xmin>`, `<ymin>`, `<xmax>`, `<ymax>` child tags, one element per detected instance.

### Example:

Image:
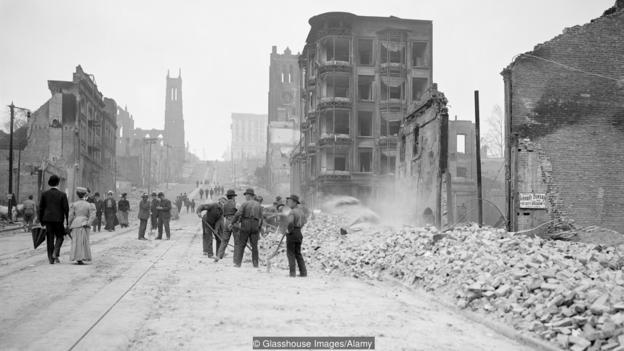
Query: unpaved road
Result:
<box><xmin>0</xmin><ymin>213</ymin><xmax>533</xmax><ymax>351</ymax></box>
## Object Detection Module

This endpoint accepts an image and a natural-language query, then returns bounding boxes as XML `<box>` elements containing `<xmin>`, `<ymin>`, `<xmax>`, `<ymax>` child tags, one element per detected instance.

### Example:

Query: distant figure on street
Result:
<box><xmin>184</xmin><ymin>197</ymin><xmax>190</xmax><ymax>213</ymax></box>
<box><xmin>68</xmin><ymin>187</ymin><xmax>96</xmax><ymax>265</ymax></box>
<box><xmin>93</xmin><ymin>192</ymin><xmax>104</xmax><ymax>232</ymax></box>
<box><xmin>150</xmin><ymin>192</ymin><xmax>159</xmax><ymax>235</ymax></box>
<box><xmin>22</xmin><ymin>195</ymin><xmax>37</xmax><ymax>232</ymax></box>
<box><xmin>38</xmin><ymin>175</ymin><xmax>69</xmax><ymax>264</ymax></box>
<box><xmin>137</xmin><ymin>193</ymin><xmax>150</xmax><ymax>240</ymax></box>
<box><xmin>104</xmin><ymin>191</ymin><xmax>117</xmax><ymax>231</ymax></box>
<box><xmin>190</xmin><ymin>199</ymin><xmax>196</xmax><ymax>212</ymax></box>
<box><xmin>231</xmin><ymin>188</ymin><xmax>262</xmax><ymax>268</ymax></box>
<box><xmin>286</xmin><ymin>195</ymin><xmax>307</xmax><ymax>277</ymax></box>
<box><xmin>209</xmin><ymin>188</ymin><xmax>214</xmax><ymax>200</ymax></box>
<box><xmin>117</xmin><ymin>193</ymin><xmax>130</xmax><ymax>228</ymax></box>
<box><xmin>175</xmin><ymin>195</ymin><xmax>183</xmax><ymax>215</ymax></box>
<box><xmin>199</xmin><ymin>188</ymin><xmax>204</xmax><ymax>199</ymax></box>
<box><xmin>156</xmin><ymin>192</ymin><xmax>172</xmax><ymax>240</ymax></box>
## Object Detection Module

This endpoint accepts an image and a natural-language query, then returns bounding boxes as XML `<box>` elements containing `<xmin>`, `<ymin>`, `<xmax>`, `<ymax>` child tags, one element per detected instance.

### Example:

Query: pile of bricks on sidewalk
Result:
<box><xmin>266</xmin><ymin>213</ymin><xmax>624</xmax><ymax>351</ymax></box>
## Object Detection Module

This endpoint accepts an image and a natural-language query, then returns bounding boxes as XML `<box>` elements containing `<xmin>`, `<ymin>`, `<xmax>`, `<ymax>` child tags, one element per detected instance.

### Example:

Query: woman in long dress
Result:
<box><xmin>68</xmin><ymin>187</ymin><xmax>96</xmax><ymax>265</ymax></box>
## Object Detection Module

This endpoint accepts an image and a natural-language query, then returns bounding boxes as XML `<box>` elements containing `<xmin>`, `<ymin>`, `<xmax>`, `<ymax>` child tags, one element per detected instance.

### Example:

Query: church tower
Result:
<box><xmin>164</xmin><ymin>69</ymin><xmax>185</xmax><ymax>179</ymax></box>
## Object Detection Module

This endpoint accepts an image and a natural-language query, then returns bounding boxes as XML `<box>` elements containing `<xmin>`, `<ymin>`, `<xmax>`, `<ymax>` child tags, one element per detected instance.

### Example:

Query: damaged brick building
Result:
<box><xmin>292</xmin><ymin>12</ymin><xmax>432</xmax><ymax>206</ymax></box>
<box><xmin>502</xmin><ymin>2</ymin><xmax>624</xmax><ymax>232</ymax></box>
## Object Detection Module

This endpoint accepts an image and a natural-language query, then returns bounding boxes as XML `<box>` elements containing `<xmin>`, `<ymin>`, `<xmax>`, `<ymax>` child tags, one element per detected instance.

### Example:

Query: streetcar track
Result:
<box><xmin>67</xmin><ymin>225</ymin><xmax>201</xmax><ymax>351</ymax></box>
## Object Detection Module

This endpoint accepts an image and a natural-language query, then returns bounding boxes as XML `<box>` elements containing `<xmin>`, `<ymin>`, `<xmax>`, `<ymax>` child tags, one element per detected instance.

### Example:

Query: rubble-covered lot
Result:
<box><xmin>264</xmin><ymin>213</ymin><xmax>624</xmax><ymax>351</ymax></box>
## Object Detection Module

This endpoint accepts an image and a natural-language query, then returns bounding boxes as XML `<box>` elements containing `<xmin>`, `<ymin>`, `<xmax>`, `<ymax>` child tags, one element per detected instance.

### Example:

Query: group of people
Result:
<box><xmin>137</xmin><ymin>192</ymin><xmax>173</xmax><ymax>240</ymax></box>
<box><xmin>175</xmin><ymin>193</ymin><xmax>195</xmax><ymax>214</ymax></box>
<box><xmin>198</xmin><ymin>186</ymin><xmax>224</xmax><ymax>200</ymax></box>
<box><xmin>196</xmin><ymin>187</ymin><xmax>307</xmax><ymax>277</ymax></box>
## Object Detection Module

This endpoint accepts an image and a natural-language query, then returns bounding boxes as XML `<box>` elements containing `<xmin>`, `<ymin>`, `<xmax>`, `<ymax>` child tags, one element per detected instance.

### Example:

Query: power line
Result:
<box><xmin>519</xmin><ymin>53</ymin><xmax>622</xmax><ymax>83</ymax></box>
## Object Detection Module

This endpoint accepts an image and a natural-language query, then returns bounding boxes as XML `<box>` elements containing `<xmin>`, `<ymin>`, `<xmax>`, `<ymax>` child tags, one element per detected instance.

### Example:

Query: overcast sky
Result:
<box><xmin>0</xmin><ymin>0</ymin><xmax>614</xmax><ymax>160</ymax></box>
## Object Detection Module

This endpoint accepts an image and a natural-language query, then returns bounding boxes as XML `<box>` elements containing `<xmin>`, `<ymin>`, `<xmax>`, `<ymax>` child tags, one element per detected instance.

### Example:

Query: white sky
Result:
<box><xmin>0</xmin><ymin>0</ymin><xmax>614</xmax><ymax>160</ymax></box>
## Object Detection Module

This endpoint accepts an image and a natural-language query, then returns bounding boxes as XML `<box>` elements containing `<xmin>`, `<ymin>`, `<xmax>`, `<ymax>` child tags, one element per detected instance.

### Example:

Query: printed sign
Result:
<box><xmin>519</xmin><ymin>193</ymin><xmax>546</xmax><ymax>209</ymax></box>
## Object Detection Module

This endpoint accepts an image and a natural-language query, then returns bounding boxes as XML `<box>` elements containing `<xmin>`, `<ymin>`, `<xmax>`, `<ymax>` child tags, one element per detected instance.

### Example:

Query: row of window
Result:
<box><xmin>316</xmin><ymin>75</ymin><xmax>428</xmax><ymax>102</ymax></box>
<box><xmin>318</xmin><ymin>37</ymin><xmax>429</xmax><ymax>67</ymax></box>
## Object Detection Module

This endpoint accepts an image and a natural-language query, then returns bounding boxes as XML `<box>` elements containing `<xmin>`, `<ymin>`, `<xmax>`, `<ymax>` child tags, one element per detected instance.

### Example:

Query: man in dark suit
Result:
<box><xmin>156</xmin><ymin>192</ymin><xmax>172</xmax><ymax>240</ymax></box>
<box><xmin>38</xmin><ymin>175</ymin><xmax>69</xmax><ymax>264</ymax></box>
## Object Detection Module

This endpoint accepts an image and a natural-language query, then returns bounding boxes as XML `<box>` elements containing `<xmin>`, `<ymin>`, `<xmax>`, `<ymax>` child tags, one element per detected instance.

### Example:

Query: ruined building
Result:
<box><xmin>19</xmin><ymin>65</ymin><xmax>117</xmax><ymax>200</ymax></box>
<box><xmin>502</xmin><ymin>2</ymin><xmax>624</xmax><ymax>232</ymax></box>
<box><xmin>164</xmin><ymin>70</ymin><xmax>185</xmax><ymax>180</ymax></box>
<box><xmin>267</xmin><ymin>46</ymin><xmax>301</xmax><ymax>195</ymax></box>
<box><xmin>292</xmin><ymin>12</ymin><xmax>432</xmax><ymax>206</ymax></box>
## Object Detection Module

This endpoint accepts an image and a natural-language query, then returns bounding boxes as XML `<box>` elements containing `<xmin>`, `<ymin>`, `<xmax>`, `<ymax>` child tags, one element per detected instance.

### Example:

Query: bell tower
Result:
<box><xmin>164</xmin><ymin>69</ymin><xmax>185</xmax><ymax>179</ymax></box>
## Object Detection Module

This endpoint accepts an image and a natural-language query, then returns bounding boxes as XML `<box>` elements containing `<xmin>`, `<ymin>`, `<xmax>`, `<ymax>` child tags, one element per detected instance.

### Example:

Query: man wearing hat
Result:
<box><xmin>150</xmin><ymin>192</ymin><xmax>159</xmax><ymax>235</ymax></box>
<box><xmin>216</xmin><ymin>189</ymin><xmax>239</xmax><ymax>263</ymax></box>
<box><xmin>92</xmin><ymin>192</ymin><xmax>104</xmax><ymax>232</ymax></box>
<box><xmin>231</xmin><ymin>188</ymin><xmax>263</xmax><ymax>267</ymax></box>
<box><xmin>286</xmin><ymin>194</ymin><xmax>307</xmax><ymax>277</ymax></box>
<box><xmin>38</xmin><ymin>175</ymin><xmax>69</xmax><ymax>264</ymax></box>
<box><xmin>156</xmin><ymin>192</ymin><xmax>172</xmax><ymax>240</ymax></box>
<box><xmin>137</xmin><ymin>193</ymin><xmax>151</xmax><ymax>240</ymax></box>
<box><xmin>196</xmin><ymin>197</ymin><xmax>224</xmax><ymax>257</ymax></box>
<box><xmin>103</xmin><ymin>191</ymin><xmax>117</xmax><ymax>232</ymax></box>
<box><xmin>117</xmin><ymin>193</ymin><xmax>130</xmax><ymax>228</ymax></box>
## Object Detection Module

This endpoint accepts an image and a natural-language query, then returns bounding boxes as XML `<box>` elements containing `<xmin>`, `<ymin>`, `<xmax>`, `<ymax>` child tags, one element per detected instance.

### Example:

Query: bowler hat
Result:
<box><xmin>226</xmin><ymin>189</ymin><xmax>237</xmax><ymax>197</ymax></box>
<box><xmin>141</xmin><ymin>193</ymin><xmax>148</xmax><ymax>197</ymax></box>
<box><xmin>158</xmin><ymin>192</ymin><xmax>165</xmax><ymax>197</ymax></box>
<box><xmin>48</xmin><ymin>174</ymin><xmax>60</xmax><ymax>187</ymax></box>
<box><xmin>151</xmin><ymin>192</ymin><xmax>157</xmax><ymax>196</ymax></box>
<box><xmin>286</xmin><ymin>194</ymin><xmax>300</xmax><ymax>204</ymax></box>
<box><xmin>243</xmin><ymin>188</ymin><xmax>255</xmax><ymax>196</ymax></box>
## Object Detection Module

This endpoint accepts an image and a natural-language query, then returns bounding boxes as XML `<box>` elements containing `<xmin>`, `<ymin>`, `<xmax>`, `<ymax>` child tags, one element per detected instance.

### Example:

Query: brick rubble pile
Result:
<box><xmin>263</xmin><ymin>213</ymin><xmax>624</xmax><ymax>351</ymax></box>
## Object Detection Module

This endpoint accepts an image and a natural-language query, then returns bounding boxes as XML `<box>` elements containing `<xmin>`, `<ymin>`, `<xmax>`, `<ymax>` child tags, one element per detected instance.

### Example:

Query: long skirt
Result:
<box><xmin>104</xmin><ymin>210</ymin><xmax>116</xmax><ymax>230</ymax></box>
<box><xmin>118</xmin><ymin>211</ymin><xmax>129</xmax><ymax>226</ymax></box>
<box><xmin>70</xmin><ymin>227</ymin><xmax>92</xmax><ymax>262</ymax></box>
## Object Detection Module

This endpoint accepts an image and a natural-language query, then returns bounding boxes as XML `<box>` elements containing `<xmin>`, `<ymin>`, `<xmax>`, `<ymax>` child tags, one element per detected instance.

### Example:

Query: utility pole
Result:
<box><xmin>7</xmin><ymin>104</ymin><xmax>14</xmax><ymax>222</ymax></box>
<box><xmin>474</xmin><ymin>90</ymin><xmax>484</xmax><ymax>227</ymax></box>
<box><xmin>144</xmin><ymin>137</ymin><xmax>159</xmax><ymax>195</ymax></box>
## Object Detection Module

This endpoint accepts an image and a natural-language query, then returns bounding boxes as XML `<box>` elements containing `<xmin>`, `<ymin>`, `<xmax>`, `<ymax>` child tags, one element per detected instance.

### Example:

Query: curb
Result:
<box><xmin>381</xmin><ymin>276</ymin><xmax>563</xmax><ymax>351</ymax></box>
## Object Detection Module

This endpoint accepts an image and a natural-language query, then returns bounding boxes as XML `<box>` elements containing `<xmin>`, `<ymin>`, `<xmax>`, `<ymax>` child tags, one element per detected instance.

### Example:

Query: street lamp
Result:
<box><xmin>7</xmin><ymin>103</ymin><xmax>30</xmax><ymax>222</ymax></box>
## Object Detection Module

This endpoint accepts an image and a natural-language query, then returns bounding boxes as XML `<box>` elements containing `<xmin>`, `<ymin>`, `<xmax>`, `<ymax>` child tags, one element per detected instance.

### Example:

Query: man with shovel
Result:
<box><xmin>196</xmin><ymin>198</ymin><xmax>224</xmax><ymax>258</ymax></box>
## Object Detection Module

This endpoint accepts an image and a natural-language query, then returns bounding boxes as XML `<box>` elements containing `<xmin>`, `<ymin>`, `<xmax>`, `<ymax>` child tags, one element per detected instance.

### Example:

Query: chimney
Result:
<box><xmin>272</xmin><ymin>46</ymin><xmax>277</xmax><ymax>54</ymax></box>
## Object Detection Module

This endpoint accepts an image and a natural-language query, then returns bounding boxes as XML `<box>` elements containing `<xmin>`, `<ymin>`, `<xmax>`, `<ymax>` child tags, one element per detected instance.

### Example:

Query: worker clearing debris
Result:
<box><xmin>196</xmin><ymin>197</ymin><xmax>224</xmax><ymax>258</ymax></box>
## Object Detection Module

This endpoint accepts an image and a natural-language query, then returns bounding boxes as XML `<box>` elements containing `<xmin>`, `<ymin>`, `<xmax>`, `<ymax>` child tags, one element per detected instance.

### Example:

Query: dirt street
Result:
<box><xmin>0</xmin><ymin>213</ymin><xmax>533</xmax><ymax>351</ymax></box>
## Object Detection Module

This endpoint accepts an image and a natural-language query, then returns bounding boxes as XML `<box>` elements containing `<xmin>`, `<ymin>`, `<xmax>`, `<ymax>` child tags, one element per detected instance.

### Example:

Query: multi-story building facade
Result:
<box><xmin>231</xmin><ymin>113</ymin><xmax>267</xmax><ymax>160</ymax></box>
<box><xmin>21</xmin><ymin>65</ymin><xmax>117</xmax><ymax>200</ymax></box>
<box><xmin>267</xmin><ymin>46</ymin><xmax>301</xmax><ymax>194</ymax></box>
<box><xmin>292</xmin><ymin>12</ymin><xmax>432</xmax><ymax>206</ymax></box>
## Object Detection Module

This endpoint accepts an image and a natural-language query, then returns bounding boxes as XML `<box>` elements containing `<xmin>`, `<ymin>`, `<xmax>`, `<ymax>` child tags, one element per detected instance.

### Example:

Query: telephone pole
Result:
<box><xmin>7</xmin><ymin>104</ymin><xmax>14</xmax><ymax>222</ymax></box>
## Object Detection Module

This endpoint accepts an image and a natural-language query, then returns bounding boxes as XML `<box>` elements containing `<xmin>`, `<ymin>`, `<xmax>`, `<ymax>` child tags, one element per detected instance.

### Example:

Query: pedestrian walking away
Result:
<box><xmin>38</xmin><ymin>175</ymin><xmax>69</xmax><ymax>264</ymax></box>
<box><xmin>156</xmin><ymin>192</ymin><xmax>172</xmax><ymax>240</ymax></box>
<box><xmin>92</xmin><ymin>192</ymin><xmax>104</xmax><ymax>232</ymax></box>
<box><xmin>117</xmin><ymin>193</ymin><xmax>130</xmax><ymax>228</ymax></box>
<box><xmin>286</xmin><ymin>194</ymin><xmax>307</xmax><ymax>277</ymax></box>
<box><xmin>199</xmin><ymin>188</ymin><xmax>204</xmax><ymax>199</ymax></box>
<box><xmin>231</xmin><ymin>188</ymin><xmax>262</xmax><ymax>268</ymax></box>
<box><xmin>137</xmin><ymin>193</ymin><xmax>150</xmax><ymax>240</ymax></box>
<box><xmin>22</xmin><ymin>195</ymin><xmax>37</xmax><ymax>232</ymax></box>
<box><xmin>103</xmin><ymin>191</ymin><xmax>117</xmax><ymax>231</ymax></box>
<box><xmin>150</xmin><ymin>192</ymin><xmax>159</xmax><ymax>235</ymax></box>
<box><xmin>68</xmin><ymin>187</ymin><xmax>96</xmax><ymax>264</ymax></box>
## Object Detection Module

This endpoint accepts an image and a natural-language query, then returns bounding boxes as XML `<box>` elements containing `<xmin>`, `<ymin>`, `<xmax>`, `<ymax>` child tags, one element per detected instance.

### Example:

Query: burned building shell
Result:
<box><xmin>292</xmin><ymin>12</ymin><xmax>432</xmax><ymax>207</ymax></box>
<box><xmin>502</xmin><ymin>4</ymin><xmax>624</xmax><ymax>233</ymax></box>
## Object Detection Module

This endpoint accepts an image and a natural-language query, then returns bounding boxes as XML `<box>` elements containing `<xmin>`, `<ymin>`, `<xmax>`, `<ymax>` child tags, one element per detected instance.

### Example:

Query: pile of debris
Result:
<box><xmin>262</xmin><ymin>213</ymin><xmax>624</xmax><ymax>350</ymax></box>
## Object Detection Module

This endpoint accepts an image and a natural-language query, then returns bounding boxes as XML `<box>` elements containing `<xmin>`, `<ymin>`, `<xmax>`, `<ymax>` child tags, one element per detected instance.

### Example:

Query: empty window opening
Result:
<box><xmin>358</xmin><ymin>75</ymin><xmax>373</xmax><ymax>100</ymax></box>
<box><xmin>412</xmin><ymin>78</ymin><xmax>428</xmax><ymax>102</ymax></box>
<box><xmin>380</xmin><ymin>42</ymin><xmax>405</xmax><ymax>64</ymax></box>
<box><xmin>321</xmin><ymin>110</ymin><xmax>349</xmax><ymax>135</ymax></box>
<box><xmin>412</xmin><ymin>126</ymin><xmax>420</xmax><ymax>156</ymax></box>
<box><xmin>457</xmin><ymin>134</ymin><xmax>466</xmax><ymax>154</ymax></box>
<box><xmin>380</xmin><ymin>154</ymin><xmax>396</xmax><ymax>175</ymax></box>
<box><xmin>322</xmin><ymin>37</ymin><xmax>350</xmax><ymax>63</ymax></box>
<box><xmin>358</xmin><ymin>39</ymin><xmax>373</xmax><ymax>65</ymax></box>
<box><xmin>359</xmin><ymin>148</ymin><xmax>372</xmax><ymax>172</ymax></box>
<box><xmin>323</xmin><ymin>75</ymin><xmax>350</xmax><ymax>98</ymax></box>
<box><xmin>457</xmin><ymin>167</ymin><xmax>468</xmax><ymax>178</ymax></box>
<box><xmin>411</xmin><ymin>42</ymin><xmax>428</xmax><ymax>67</ymax></box>
<box><xmin>281</xmin><ymin>72</ymin><xmax>285</xmax><ymax>83</ymax></box>
<box><xmin>400</xmin><ymin>135</ymin><xmax>406</xmax><ymax>162</ymax></box>
<box><xmin>381</xmin><ymin>81</ymin><xmax>404</xmax><ymax>100</ymax></box>
<box><xmin>381</xmin><ymin>120</ymin><xmax>400</xmax><ymax>137</ymax></box>
<box><xmin>334</xmin><ymin>155</ymin><xmax>346</xmax><ymax>171</ymax></box>
<box><xmin>358</xmin><ymin>111</ymin><xmax>372</xmax><ymax>136</ymax></box>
